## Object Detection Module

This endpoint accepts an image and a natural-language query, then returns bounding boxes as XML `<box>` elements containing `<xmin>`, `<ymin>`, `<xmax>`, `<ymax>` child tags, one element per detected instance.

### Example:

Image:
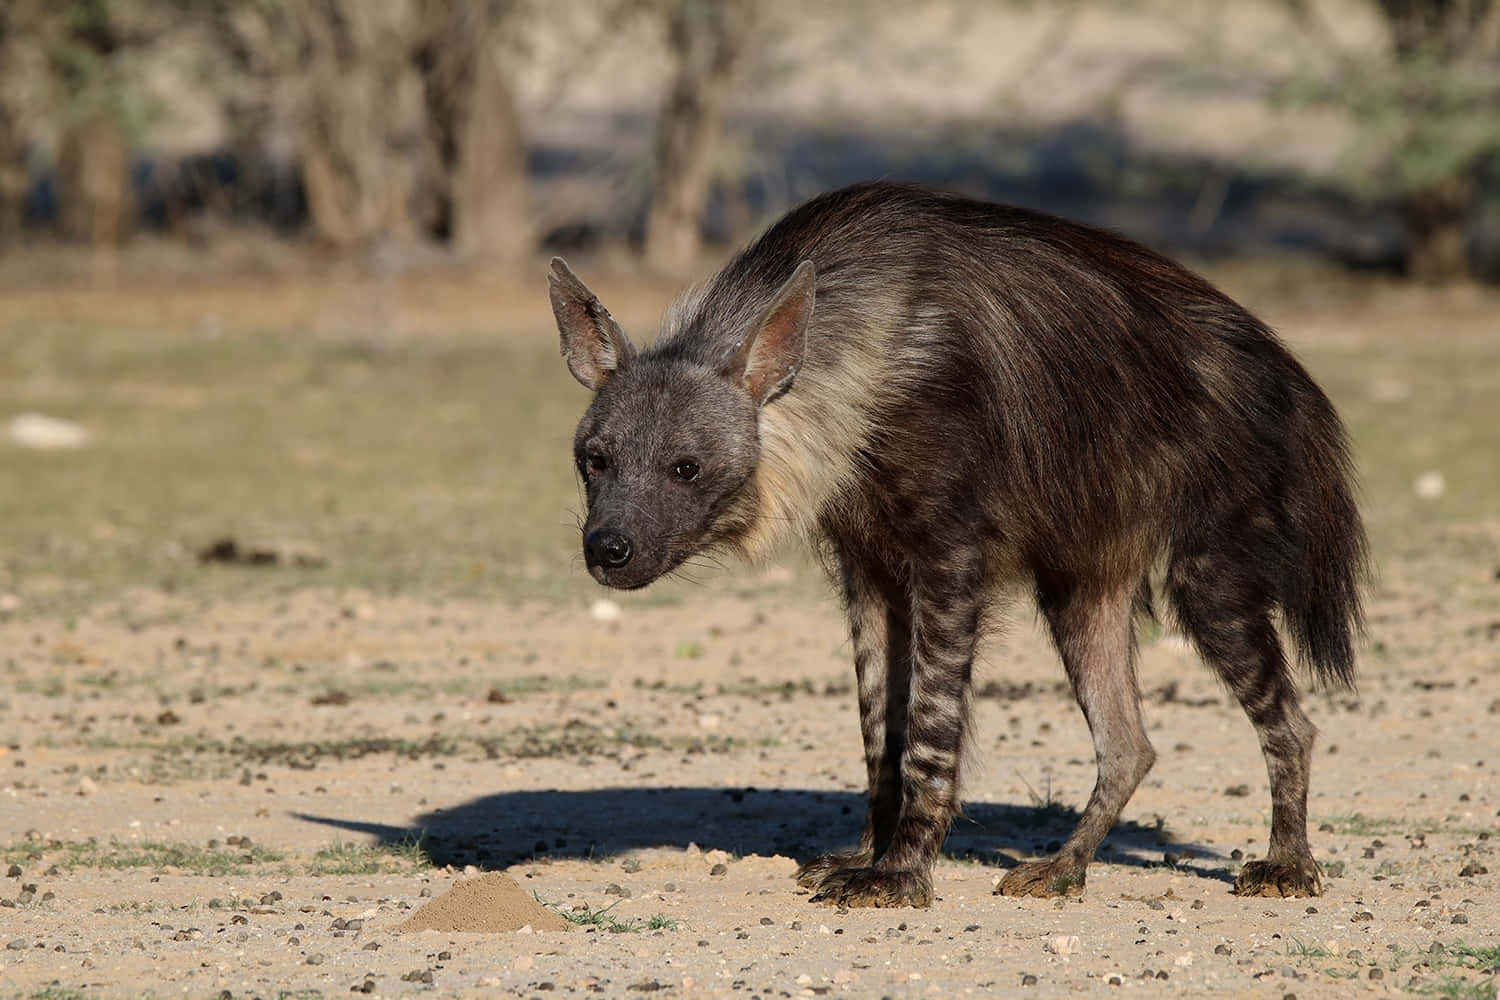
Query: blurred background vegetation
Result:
<box><xmin>0</xmin><ymin>0</ymin><xmax>1497</xmax><ymax>283</ymax></box>
<box><xmin>1</xmin><ymin>0</ymin><xmax>1497</xmax><ymax>619</ymax></box>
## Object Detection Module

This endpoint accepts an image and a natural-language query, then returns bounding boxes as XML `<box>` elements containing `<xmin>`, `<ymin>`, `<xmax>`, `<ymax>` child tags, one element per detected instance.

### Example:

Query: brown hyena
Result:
<box><xmin>548</xmin><ymin>181</ymin><xmax>1366</xmax><ymax>908</ymax></box>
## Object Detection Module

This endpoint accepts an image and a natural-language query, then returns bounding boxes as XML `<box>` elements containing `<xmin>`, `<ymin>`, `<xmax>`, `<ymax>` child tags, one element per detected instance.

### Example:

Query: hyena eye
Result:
<box><xmin>582</xmin><ymin>453</ymin><xmax>608</xmax><ymax>476</ymax></box>
<box><xmin>672</xmin><ymin>460</ymin><xmax>700</xmax><ymax>482</ymax></box>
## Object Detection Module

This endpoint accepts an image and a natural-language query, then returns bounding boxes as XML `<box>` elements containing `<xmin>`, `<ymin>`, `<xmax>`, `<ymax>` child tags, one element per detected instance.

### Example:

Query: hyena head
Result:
<box><xmin>547</xmin><ymin>257</ymin><xmax>815</xmax><ymax>590</ymax></box>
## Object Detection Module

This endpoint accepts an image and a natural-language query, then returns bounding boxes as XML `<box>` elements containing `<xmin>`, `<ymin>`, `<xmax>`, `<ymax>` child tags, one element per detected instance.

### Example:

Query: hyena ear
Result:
<box><xmin>548</xmin><ymin>257</ymin><xmax>637</xmax><ymax>391</ymax></box>
<box><xmin>728</xmin><ymin>259</ymin><xmax>815</xmax><ymax>406</ymax></box>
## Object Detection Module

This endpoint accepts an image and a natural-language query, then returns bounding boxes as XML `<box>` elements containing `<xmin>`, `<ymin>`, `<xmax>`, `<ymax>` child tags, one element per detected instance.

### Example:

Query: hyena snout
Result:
<box><xmin>583</xmin><ymin>529</ymin><xmax>633</xmax><ymax>570</ymax></box>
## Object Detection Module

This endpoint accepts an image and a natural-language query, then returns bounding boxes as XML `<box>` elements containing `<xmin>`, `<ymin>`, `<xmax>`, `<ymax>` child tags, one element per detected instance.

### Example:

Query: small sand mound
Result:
<box><xmin>398</xmin><ymin>873</ymin><xmax>570</xmax><ymax>933</ymax></box>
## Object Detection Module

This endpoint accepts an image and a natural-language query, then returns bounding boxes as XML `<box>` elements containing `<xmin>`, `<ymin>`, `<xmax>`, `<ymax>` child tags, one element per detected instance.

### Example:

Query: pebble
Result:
<box><xmin>5</xmin><ymin>865</ymin><xmax>20</xmax><ymax>878</ymax></box>
<box><xmin>1045</xmin><ymin>935</ymin><xmax>1080</xmax><ymax>956</ymax></box>
<box><xmin>305</xmin><ymin>953</ymin><xmax>325</xmax><ymax>966</ymax></box>
<box><xmin>6</xmin><ymin>938</ymin><xmax>27</xmax><ymax>951</ymax></box>
<box><xmin>1021</xmin><ymin>974</ymin><xmax>1039</xmax><ymax>986</ymax></box>
<box><xmin>709</xmin><ymin>863</ymin><xmax>728</xmax><ymax>876</ymax></box>
<box><xmin>590</xmin><ymin>599</ymin><xmax>621</xmax><ymax>622</ymax></box>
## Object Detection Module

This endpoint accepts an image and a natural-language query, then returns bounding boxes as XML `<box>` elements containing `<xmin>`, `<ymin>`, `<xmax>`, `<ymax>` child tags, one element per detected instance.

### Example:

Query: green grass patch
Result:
<box><xmin>0</xmin><ymin>322</ymin><xmax>824</xmax><ymax>618</ymax></box>
<box><xmin>1444</xmin><ymin>943</ymin><xmax>1500</xmax><ymax>972</ymax></box>
<box><xmin>1414</xmin><ymin>977</ymin><xmax>1497</xmax><ymax>1000</ymax></box>
<box><xmin>2</xmin><ymin>838</ymin><xmax>284</xmax><ymax>875</ymax></box>
<box><xmin>26</xmin><ymin>988</ymin><xmax>95</xmax><ymax>1000</ymax></box>
<box><xmin>535</xmin><ymin>894</ymin><xmax>678</xmax><ymax>934</ymax></box>
<box><xmin>1286</xmin><ymin>937</ymin><xmax>1334</xmax><ymax>959</ymax></box>
<box><xmin>1317</xmin><ymin>813</ymin><xmax>1409</xmax><ymax>836</ymax></box>
<box><xmin>307</xmin><ymin>838</ymin><xmax>432</xmax><ymax>875</ymax></box>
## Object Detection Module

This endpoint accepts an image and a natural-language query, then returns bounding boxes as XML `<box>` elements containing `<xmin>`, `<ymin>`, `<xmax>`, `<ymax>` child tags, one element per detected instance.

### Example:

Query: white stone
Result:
<box><xmin>1046</xmin><ymin>934</ymin><xmax>1081</xmax><ymax>955</ymax></box>
<box><xmin>590</xmin><ymin>599</ymin><xmax>622</xmax><ymax>622</ymax></box>
<box><xmin>1414</xmin><ymin>471</ymin><xmax>1445</xmax><ymax>499</ymax></box>
<box><xmin>9</xmin><ymin>413</ymin><xmax>89</xmax><ymax>450</ymax></box>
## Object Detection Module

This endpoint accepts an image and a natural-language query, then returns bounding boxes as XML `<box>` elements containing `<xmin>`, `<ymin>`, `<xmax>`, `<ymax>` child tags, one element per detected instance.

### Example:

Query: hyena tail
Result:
<box><xmin>1281</xmin><ymin>391</ymin><xmax>1368</xmax><ymax>691</ymax></box>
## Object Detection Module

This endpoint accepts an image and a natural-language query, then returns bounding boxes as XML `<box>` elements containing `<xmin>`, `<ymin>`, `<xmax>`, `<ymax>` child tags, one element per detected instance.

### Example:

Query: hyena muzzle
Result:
<box><xmin>548</xmin><ymin>181</ymin><xmax>1367</xmax><ymax>908</ymax></box>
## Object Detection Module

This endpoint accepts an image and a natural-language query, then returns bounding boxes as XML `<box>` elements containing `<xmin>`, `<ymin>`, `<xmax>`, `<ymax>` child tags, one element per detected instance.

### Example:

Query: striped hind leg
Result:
<box><xmin>1168</xmin><ymin>546</ymin><xmax>1321</xmax><ymax>896</ymax></box>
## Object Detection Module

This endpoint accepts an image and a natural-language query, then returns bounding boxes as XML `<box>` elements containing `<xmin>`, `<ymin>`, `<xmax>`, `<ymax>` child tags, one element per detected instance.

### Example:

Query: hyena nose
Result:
<box><xmin>585</xmin><ymin>530</ymin><xmax>633</xmax><ymax>569</ymax></box>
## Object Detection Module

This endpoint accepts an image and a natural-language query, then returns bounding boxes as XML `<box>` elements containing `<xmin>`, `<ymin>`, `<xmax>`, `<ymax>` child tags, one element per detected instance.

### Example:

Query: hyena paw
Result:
<box><xmin>1233</xmin><ymin>858</ymin><xmax>1323</xmax><ymax>898</ymax></box>
<box><xmin>994</xmin><ymin>857</ymin><xmax>1088</xmax><ymax>898</ymax></box>
<box><xmin>795</xmin><ymin>850</ymin><xmax>872</xmax><ymax>889</ymax></box>
<box><xmin>809</xmin><ymin>867</ymin><xmax>933</xmax><ymax>908</ymax></box>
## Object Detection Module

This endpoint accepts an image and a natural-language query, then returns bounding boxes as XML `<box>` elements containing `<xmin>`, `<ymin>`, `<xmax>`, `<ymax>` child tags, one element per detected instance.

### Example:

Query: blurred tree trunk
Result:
<box><xmin>0</xmin><ymin>12</ymin><xmax>24</xmax><ymax>246</ymax></box>
<box><xmin>293</xmin><ymin>1</ymin><xmax>417</xmax><ymax>250</ymax></box>
<box><xmin>57</xmin><ymin>114</ymin><xmax>130</xmax><ymax>250</ymax></box>
<box><xmin>415</xmin><ymin>0</ymin><xmax>530</xmax><ymax>263</ymax></box>
<box><xmin>1400</xmin><ymin>174</ymin><xmax>1473</xmax><ymax>282</ymax></box>
<box><xmin>0</xmin><ymin>97</ymin><xmax>24</xmax><ymax>246</ymax></box>
<box><xmin>1374</xmin><ymin>0</ymin><xmax>1494</xmax><ymax>58</ymax></box>
<box><xmin>1370</xmin><ymin>0</ymin><xmax>1497</xmax><ymax>280</ymax></box>
<box><xmin>643</xmin><ymin>0</ymin><xmax>753</xmax><ymax>274</ymax></box>
<box><xmin>48</xmin><ymin>4</ymin><xmax>134</xmax><ymax>280</ymax></box>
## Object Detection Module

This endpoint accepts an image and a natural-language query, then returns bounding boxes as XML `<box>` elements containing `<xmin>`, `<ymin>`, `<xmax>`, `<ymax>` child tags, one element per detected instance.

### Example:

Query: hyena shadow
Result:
<box><xmin>295</xmin><ymin>786</ymin><xmax>1230</xmax><ymax>883</ymax></box>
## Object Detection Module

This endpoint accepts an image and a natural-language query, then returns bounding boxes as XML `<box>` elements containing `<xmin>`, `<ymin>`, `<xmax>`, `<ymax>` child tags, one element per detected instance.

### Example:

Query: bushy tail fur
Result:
<box><xmin>1282</xmin><ymin>394</ymin><xmax>1368</xmax><ymax>690</ymax></box>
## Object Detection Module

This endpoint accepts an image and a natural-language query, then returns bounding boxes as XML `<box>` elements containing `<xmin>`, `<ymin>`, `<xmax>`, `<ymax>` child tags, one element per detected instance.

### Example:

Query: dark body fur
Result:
<box><xmin>551</xmin><ymin>181</ymin><xmax>1367</xmax><ymax>907</ymax></box>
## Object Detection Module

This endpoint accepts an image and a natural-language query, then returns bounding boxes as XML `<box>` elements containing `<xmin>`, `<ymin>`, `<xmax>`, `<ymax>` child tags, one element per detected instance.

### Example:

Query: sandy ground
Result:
<box><xmin>2</xmin><ymin>546</ymin><xmax>1497</xmax><ymax>999</ymax></box>
<box><xmin>1</xmin><ymin>260</ymin><xmax>1498</xmax><ymax>998</ymax></box>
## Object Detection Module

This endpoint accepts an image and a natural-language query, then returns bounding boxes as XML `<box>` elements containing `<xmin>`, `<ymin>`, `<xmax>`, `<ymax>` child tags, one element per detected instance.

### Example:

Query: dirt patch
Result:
<box><xmin>397</xmin><ymin>872</ymin><xmax>570</xmax><ymax>934</ymax></box>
